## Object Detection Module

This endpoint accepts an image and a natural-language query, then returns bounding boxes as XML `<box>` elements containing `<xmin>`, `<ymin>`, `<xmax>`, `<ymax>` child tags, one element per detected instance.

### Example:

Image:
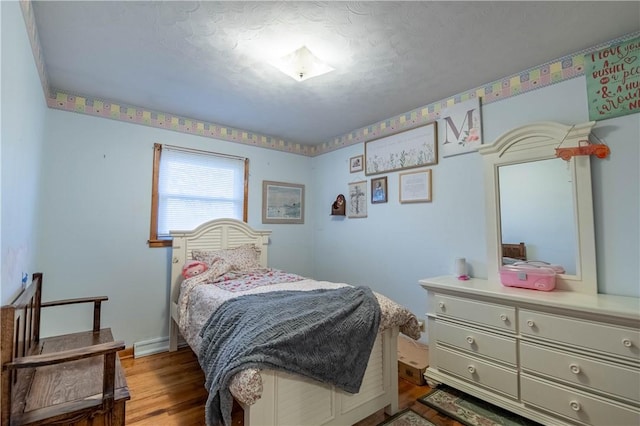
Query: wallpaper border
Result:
<box><xmin>19</xmin><ymin>2</ymin><xmax>639</xmax><ymax>157</ymax></box>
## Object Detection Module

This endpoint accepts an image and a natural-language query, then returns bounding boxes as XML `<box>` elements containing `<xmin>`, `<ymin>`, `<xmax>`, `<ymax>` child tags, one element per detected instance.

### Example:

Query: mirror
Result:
<box><xmin>478</xmin><ymin>121</ymin><xmax>597</xmax><ymax>294</ymax></box>
<box><xmin>499</xmin><ymin>159</ymin><xmax>576</xmax><ymax>274</ymax></box>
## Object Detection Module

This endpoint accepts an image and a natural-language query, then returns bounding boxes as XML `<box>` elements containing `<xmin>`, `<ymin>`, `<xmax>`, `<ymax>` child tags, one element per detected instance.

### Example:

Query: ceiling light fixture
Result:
<box><xmin>270</xmin><ymin>46</ymin><xmax>335</xmax><ymax>82</ymax></box>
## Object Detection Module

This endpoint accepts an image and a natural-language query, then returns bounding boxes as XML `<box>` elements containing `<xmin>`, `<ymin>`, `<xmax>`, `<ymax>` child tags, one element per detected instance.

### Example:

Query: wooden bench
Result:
<box><xmin>1</xmin><ymin>273</ymin><xmax>130</xmax><ymax>425</ymax></box>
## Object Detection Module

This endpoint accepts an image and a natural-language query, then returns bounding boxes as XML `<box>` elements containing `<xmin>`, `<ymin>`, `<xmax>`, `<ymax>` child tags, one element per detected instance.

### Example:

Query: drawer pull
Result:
<box><xmin>526</xmin><ymin>320</ymin><xmax>535</xmax><ymax>327</ymax></box>
<box><xmin>569</xmin><ymin>401</ymin><xmax>581</xmax><ymax>412</ymax></box>
<box><xmin>466</xmin><ymin>336</ymin><xmax>475</xmax><ymax>344</ymax></box>
<box><xmin>569</xmin><ymin>363</ymin><xmax>581</xmax><ymax>374</ymax></box>
<box><xmin>622</xmin><ymin>338</ymin><xmax>633</xmax><ymax>347</ymax></box>
<box><xmin>467</xmin><ymin>365</ymin><xmax>476</xmax><ymax>374</ymax></box>
<box><xmin>499</xmin><ymin>314</ymin><xmax>508</xmax><ymax>321</ymax></box>
<box><xmin>438</xmin><ymin>302</ymin><xmax>445</xmax><ymax>309</ymax></box>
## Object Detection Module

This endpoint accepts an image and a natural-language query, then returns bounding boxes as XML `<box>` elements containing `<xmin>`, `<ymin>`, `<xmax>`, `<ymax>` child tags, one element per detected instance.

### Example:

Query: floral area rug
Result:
<box><xmin>377</xmin><ymin>408</ymin><xmax>437</xmax><ymax>426</ymax></box>
<box><xmin>418</xmin><ymin>385</ymin><xmax>541</xmax><ymax>426</ymax></box>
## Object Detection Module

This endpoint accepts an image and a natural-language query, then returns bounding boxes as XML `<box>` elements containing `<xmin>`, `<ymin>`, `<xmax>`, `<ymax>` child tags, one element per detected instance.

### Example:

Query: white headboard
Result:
<box><xmin>169</xmin><ymin>219</ymin><xmax>271</xmax><ymax>304</ymax></box>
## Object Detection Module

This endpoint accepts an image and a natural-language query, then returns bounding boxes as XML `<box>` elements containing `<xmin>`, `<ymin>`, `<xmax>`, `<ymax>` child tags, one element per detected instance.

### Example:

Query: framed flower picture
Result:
<box><xmin>365</xmin><ymin>123</ymin><xmax>437</xmax><ymax>175</ymax></box>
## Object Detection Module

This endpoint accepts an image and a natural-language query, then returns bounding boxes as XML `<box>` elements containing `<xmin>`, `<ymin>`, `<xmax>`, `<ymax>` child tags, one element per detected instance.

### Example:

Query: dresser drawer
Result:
<box><xmin>521</xmin><ymin>375</ymin><xmax>640</xmax><ymax>426</ymax></box>
<box><xmin>433</xmin><ymin>294</ymin><xmax>515</xmax><ymax>333</ymax></box>
<box><xmin>435</xmin><ymin>320</ymin><xmax>516</xmax><ymax>365</ymax></box>
<box><xmin>436</xmin><ymin>346</ymin><xmax>518</xmax><ymax>398</ymax></box>
<box><xmin>519</xmin><ymin>309</ymin><xmax>640</xmax><ymax>361</ymax></box>
<box><xmin>521</xmin><ymin>342</ymin><xmax>640</xmax><ymax>403</ymax></box>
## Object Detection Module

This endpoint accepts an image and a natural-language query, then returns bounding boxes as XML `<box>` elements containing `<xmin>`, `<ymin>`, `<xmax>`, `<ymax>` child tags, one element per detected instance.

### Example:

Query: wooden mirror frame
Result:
<box><xmin>478</xmin><ymin>121</ymin><xmax>598</xmax><ymax>294</ymax></box>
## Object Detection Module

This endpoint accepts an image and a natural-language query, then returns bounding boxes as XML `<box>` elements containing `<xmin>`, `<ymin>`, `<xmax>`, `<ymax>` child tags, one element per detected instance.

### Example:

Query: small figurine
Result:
<box><xmin>182</xmin><ymin>260</ymin><xmax>208</xmax><ymax>279</ymax></box>
<box><xmin>331</xmin><ymin>194</ymin><xmax>346</xmax><ymax>216</ymax></box>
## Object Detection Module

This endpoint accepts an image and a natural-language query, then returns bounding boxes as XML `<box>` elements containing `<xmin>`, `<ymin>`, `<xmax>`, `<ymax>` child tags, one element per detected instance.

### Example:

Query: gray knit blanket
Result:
<box><xmin>198</xmin><ymin>286</ymin><xmax>381</xmax><ymax>426</ymax></box>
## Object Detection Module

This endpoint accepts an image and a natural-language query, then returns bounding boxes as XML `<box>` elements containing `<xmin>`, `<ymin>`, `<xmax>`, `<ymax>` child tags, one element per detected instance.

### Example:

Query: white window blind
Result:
<box><xmin>157</xmin><ymin>146</ymin><xmax>245</xmax><ymax>237</ymax></box>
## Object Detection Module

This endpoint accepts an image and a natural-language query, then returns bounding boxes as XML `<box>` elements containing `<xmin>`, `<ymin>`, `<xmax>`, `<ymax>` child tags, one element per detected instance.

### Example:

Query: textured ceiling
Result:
<box><xmin>32</xmin><ymin>1</ymin><xmax>640</xmax><ymax>147</ymax></box>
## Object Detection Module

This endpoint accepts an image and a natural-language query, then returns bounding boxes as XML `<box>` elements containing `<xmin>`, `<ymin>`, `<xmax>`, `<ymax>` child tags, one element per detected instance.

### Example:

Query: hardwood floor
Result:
<box><xmin>121</xmin><ymin>348</ymin><xmax>464</xmax><ymax>426</ymax></box>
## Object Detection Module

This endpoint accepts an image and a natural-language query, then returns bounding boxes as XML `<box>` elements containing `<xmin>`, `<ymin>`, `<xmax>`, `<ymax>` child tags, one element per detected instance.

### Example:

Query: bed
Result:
<box><xmin>168</xmin><ymin>218</ymin><xmax>420</xmax><ymax>426</ymax></box>
<box><xmin>502</xmin><ymin>242</ymin><xmax>527</xmax><ymax>261</ymax></box>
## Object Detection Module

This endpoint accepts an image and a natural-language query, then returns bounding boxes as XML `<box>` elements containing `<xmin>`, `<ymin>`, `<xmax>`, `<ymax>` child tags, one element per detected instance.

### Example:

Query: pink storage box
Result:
<box><xmin>499</xmin><ymin>262</ymin><xmax>564</xmax><ymax>291</ymax></box>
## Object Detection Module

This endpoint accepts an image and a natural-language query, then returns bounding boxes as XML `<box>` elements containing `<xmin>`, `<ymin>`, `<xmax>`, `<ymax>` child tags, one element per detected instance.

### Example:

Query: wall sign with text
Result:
<box><xmin>586</xmin><ymin>37</ymin><xmax>640</xmax><ymax>121</ymax></box>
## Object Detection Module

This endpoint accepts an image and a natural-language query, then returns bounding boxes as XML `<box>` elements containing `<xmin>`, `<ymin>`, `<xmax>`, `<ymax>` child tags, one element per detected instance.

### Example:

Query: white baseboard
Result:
<box><xmin>133</xmin><ymin>336</ymin><xmax>188</xmax><ymax>358</ymax></box>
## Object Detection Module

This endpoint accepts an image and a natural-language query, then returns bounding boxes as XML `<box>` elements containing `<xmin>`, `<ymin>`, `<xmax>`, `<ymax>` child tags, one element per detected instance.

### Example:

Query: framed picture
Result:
<box><xmin>348</xmin><ymin>181</ymin><xmax>367</xmax><ymax>218</ymax></box>
<box><xmin>365</xmin><ymin>122</ymin><xmax>437</xmax><ymax>175</ymax></box>
<box><xmin>439</xmin><ymin>97</ymin><xmax>483</xmax><ymax>158</ymax></box>
<box><xmin>262</xmin><ymin>181</ymin><xmax>304</xmax><ymax>224</ymax></box>
<box><xmin>371</xmin><ymin>177</ymin><xmax>388</xmax><ymax>204</ymax></box>
<box><xmin>399</xmin><ymin>169</ymin><xmax>432</xmax><ymax>203</ymax></box>
<box><xmin>350</xmin><ymin>155</ymin><xmax>363</xmax><ymax>173</ymax></box>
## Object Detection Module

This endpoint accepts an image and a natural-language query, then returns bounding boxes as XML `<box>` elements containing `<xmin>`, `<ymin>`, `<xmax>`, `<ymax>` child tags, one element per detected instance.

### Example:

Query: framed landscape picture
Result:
<box><xmin>262</xmin><ymin>181</ymin><xmax>305</xmax><ymax>224</ymax></box>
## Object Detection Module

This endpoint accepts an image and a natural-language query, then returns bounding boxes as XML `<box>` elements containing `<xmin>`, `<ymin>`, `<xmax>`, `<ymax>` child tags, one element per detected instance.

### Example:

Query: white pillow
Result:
<box><xmin>192</xmin><ymin>244</ymin><xmax>260</xmax><ymax>271</ymax></box>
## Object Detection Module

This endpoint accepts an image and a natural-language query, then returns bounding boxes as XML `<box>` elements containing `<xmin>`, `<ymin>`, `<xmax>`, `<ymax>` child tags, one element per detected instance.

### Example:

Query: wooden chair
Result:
<box><xmin>1</xmin><ymin>273</ymin><xmax>130</xmax><ymax>426</ymax></box>
<box><xmin>502</xmin><ymin>242</ymin><xmax>527</xmax><ymax>261</ymax></box>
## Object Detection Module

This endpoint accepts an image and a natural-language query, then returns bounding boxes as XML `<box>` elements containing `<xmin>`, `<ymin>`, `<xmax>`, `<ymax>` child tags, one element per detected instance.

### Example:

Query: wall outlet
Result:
<box><xmin>418</xmin><ymin>320</ymin><xmax>425</xmax><ymax>332</ymax></box>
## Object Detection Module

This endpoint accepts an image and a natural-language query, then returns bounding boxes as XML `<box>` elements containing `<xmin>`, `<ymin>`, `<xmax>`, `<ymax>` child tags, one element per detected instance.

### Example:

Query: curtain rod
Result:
<box><xmin>163</xmin><ymin>143</ymin><xmax>246</xmax><ymax>161</ymax></box>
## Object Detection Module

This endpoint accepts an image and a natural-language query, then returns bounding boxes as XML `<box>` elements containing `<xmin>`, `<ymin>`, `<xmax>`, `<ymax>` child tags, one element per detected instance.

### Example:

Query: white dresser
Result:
<box><xmin>420</xmin><ymin>276</ymin><xmax>640</xmax><ymax>426</ymax></box>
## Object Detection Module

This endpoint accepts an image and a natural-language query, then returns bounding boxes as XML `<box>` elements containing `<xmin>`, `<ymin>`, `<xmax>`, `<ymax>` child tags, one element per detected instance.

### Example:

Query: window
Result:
<box><xmin>149</xmin><ymin>143</ymin><xmax>248</xmax><ymax>247</ymax></box>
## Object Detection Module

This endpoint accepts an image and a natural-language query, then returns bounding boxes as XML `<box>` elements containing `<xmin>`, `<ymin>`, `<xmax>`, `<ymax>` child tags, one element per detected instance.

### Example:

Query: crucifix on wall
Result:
<box><xmin>348</xmin><ymin>181</ymin><xmax>367</xmax><ymax>218</ymax></box>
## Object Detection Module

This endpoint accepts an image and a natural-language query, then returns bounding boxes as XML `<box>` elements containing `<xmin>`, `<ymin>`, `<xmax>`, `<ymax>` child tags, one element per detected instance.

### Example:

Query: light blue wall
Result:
<box><xmin>483</xmin><ymin>77</ymin><xmax>639</xmax><ymax>297</ymax></box>
<box><xmin>4</xmin><ymin>7</ymin><xmax>638</xmax><ymax>347</ymax></box>
<box><xmin>591</xmin><ymin>113</ymin><xmax>639</xmax><ymax>296</ymax></box>
<box><xmin>312</xmin><ymin>77</ymin><xmax>639</xmax><ymax>339</ymax></box>
<box><xmin>310</xmin><ymin>142</ymin><xmax>486</xmax><ymax>330</ymax></box>
<box><xmin>37</xmin><ymin>109</ymin><xmax>314</xmax><ymax>344</ymax></box>
<box><xmin>0</xmin><ymin>1</ymin><xmax>47</xmax><ymax>304</ymax></box>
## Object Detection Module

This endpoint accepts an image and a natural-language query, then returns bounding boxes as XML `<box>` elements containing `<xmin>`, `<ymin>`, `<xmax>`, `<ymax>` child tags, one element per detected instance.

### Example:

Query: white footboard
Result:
<box><xmin>242</xmin><ymin>327</ymin><xmax>399</xmax><ymax>426</ymax></box>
